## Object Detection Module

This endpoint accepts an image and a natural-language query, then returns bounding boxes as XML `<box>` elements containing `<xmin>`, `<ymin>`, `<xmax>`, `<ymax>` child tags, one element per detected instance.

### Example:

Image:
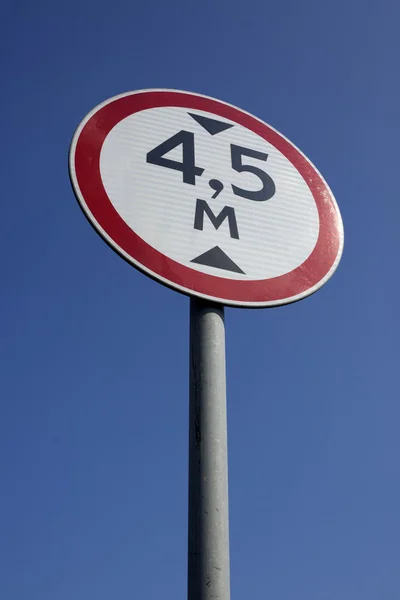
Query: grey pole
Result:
<box><xmin>188</xmin><ymin>297</ymin><xmax>230</xmax><ymax>600</ymax></box>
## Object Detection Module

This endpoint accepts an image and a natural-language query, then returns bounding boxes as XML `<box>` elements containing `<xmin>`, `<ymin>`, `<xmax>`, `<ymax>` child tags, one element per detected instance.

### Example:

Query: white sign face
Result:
<box><xmin>69</xmin><ymin>89</ymin><xmax>344</xmax><ymax>307</ymax></box>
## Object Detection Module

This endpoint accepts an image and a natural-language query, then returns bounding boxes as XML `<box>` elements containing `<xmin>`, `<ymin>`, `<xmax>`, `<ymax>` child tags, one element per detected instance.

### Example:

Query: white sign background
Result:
<box><xmin>100</xmin><ymin>106</ymin><xmax>319</xmax><ymax>280</ymax></box>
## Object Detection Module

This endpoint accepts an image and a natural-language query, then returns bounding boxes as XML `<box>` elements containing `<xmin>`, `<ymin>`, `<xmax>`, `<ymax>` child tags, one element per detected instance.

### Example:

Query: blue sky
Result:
<box><xmin>1</xmin><ymin>1</ymin><xmax>399</xmax><ymax>599</ymax></box>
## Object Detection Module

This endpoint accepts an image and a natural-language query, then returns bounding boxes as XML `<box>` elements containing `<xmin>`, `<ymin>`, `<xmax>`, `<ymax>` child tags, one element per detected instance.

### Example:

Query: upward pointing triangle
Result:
<box><xmin>191</xmin><ymin>246</ymin><xmax>245</xmax><ymax>274</ymax></box>
<box><xmin>188</xmin><ymin>113</ymin><xmax>234</xmax><ymax>135</ymax></box>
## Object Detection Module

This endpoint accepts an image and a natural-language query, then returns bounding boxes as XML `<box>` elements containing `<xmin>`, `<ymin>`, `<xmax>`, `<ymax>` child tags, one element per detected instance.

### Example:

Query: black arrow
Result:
<box><xmin>191</xmin><ymin>246</ymin><xmax>245</xmax><ymax>274</ymax></box>
<box><xmin>188</xmin><ymin>113</ymin><xmax>234</xmax><ymax>136</ymax></box>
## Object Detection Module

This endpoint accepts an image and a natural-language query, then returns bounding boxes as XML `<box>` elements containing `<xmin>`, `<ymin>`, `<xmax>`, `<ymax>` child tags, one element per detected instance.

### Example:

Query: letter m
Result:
<box><xmin>194</xmin><ymin>199</ymin><xmax>239</xmax><ymax>239</ymax></box>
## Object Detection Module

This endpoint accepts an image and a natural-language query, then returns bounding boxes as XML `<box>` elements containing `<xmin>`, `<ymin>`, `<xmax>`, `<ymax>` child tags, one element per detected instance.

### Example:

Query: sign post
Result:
<box><xmin>69</xmin><ymin>88</ymin><xmax>344</xmax><ymax>600</ymax></box>
<box><xmin>188</xmin><ymin>298</ymin><xmax>230</xmax><ymax>600</ymax></box>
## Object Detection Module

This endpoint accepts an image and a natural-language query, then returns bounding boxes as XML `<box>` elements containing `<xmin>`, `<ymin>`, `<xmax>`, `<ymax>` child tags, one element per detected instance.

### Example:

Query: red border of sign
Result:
<box><xmin>70</xmin><ymin>90</ymin><xmax>343</xmax><ymax>306</ymax></box>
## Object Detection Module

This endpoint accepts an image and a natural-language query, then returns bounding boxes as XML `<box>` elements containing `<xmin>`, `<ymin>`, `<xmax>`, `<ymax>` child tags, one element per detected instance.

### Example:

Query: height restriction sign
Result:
<box><xmin>69</xmin><ymin>89</ymin><xmax>343</xmax><ymax>307</ymax></box>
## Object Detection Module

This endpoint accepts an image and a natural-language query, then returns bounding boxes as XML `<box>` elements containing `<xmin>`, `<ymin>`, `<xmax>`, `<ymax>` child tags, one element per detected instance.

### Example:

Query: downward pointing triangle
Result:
<box><xmin>191</xmin><ymin>246</ymin><xmax>245</xmax><ymax>274</ymax></box>
<box><xmin>188</xmin><ymin>113</ymin><xmax>234</xmax><ymax>135</ymax></box>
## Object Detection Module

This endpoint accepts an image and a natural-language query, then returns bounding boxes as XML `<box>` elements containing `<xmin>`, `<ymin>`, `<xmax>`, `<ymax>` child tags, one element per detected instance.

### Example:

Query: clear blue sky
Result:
<box><xmin>1</xmin><ymin>1</ymin><xmax>399</xmax><ymax>599</ymax></box>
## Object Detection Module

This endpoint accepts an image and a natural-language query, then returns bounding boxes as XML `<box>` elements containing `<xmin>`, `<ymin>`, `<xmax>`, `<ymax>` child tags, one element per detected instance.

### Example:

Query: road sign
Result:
<box><xmin>69</xmin><ymin>89</ymin><xmax>343</xmax><ymax>307</ymax></box>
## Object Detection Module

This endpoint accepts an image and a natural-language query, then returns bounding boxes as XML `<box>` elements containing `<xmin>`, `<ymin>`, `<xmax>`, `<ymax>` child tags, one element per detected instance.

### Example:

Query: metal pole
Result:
<box><xmin>188</xmin><ymin>297</ymin><xmax>230</xmax><ymax>600</ymax></box>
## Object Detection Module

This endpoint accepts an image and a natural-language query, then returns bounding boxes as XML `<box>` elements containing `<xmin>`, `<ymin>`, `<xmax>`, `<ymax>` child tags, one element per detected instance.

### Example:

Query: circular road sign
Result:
<box><xmin>69</xmin><ymin>89</ymin><xmax>343</xmax><ymax>307</ymax></box>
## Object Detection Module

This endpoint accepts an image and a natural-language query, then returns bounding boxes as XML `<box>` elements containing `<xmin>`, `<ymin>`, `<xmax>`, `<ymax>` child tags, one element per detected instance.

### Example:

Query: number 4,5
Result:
<box><xmin>147</xmin><ymin>130</ymin><xmax>276</xmax><ymax>201</ymax></box>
